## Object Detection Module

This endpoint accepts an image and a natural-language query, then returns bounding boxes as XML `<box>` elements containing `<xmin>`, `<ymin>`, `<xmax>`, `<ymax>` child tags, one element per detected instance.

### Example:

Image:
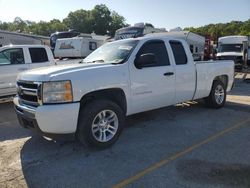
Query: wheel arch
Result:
<box><xmin>79</xmin><ymin>88</ymin><xmax>127</xmax><ymax>114</ymax></box>
<box><xmin>212</xmin><ymin>75</ymin><xmax>229</xmax><ymax>90</ymax></box>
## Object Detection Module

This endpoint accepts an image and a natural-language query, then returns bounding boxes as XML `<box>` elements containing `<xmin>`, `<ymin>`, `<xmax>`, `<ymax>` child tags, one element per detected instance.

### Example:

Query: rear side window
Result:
<box><xmin>170</xmin><ymin>41</ymin><xmax>187</xmax><ymax>65</ymax></box>
<box><xmin>136</xmin><ymin>40</ymin><xmax>170</xmax><ymax>67</ymax></box>
<box><xmin>29</xmin><ymin>48</ymin><xmax>48</xmax><ymax>63</ymax></box>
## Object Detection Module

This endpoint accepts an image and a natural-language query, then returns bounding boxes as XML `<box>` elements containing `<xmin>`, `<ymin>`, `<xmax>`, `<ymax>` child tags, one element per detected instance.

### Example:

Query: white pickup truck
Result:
<box><xmin>0</xmin><ymin>45</ymin><xmax>55</xmax><ymax>98</ymax></box>
<box><xmin>14</xmin><ymin>36</ymin><xmax>234</xmax><ymax>148</ymax></box>
<box><xmin>0</xmin><ymin>45</ymin><xmax>80</xmax><ymax>98</ymax></box>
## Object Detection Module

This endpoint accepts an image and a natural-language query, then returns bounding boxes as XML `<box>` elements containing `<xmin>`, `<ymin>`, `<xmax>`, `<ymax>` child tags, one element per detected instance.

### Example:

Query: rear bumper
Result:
<box><xmin>13</xmin><ymin>97</ymin><xmax>80</xmax><ymax>139</ymax></box>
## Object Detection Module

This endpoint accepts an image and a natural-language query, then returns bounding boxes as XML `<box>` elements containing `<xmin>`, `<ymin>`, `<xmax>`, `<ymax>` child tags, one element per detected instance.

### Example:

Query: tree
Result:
<box><xmin>62</xmin><ymin>4</ymin><xmax>127</xmax><ymax>36</ymax></box>
<box><xmin>91</xmin><ymin>4</ymin><xmax>112</xmax><ymax>35</ymax></box>
<box><xmin>63</xmin><ymin>9</ymin><xmax>93</xmax><ymax>33</ymax></box>
<box><xmin>185</xmin><ymin>19</ymin><xmax>250</xmax><ymax>41</ymax></box>
<box><xmin>109</xmin><ymin>11</ymin><xmax>127</xmax><ymax>36</ymax></box>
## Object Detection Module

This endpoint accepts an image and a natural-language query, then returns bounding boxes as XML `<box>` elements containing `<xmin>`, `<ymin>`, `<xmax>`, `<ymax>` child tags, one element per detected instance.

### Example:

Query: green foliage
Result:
<box><xmin>0</xmin><ymin>4</ymin><xmax>127</xmax><ymax>37</ymax></box>
<box><xmin>185</xmin><ymin>19</ymin><xmax>250</xmax><ymax>41</ymax></box>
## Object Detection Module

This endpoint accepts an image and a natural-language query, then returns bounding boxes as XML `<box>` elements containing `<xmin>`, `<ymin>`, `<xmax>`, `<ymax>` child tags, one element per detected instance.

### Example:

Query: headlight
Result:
<box><xmin>42</xmin><ymin>81</ymin><xmax>73</xmax><ymax>104</ymax></box>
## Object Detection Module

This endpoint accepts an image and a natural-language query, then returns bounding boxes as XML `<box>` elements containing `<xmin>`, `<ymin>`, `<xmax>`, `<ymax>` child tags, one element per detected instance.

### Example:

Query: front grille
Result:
<box><xmin>17</xmin><ymin>81</ymin><xmax>41</xmax><ymax>107</ymax></box>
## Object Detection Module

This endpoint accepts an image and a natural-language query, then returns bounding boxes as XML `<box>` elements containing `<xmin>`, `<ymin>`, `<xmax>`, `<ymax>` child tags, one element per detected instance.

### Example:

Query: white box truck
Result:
<box><xmin>54</xmin><ymin>37</ymin><xmax>104</xmax><ymax>59</ymax></box>
<box><xmin>217</xmin><ymin>35</ymin><xmax>249</xmax><ymax>69</ymax></box>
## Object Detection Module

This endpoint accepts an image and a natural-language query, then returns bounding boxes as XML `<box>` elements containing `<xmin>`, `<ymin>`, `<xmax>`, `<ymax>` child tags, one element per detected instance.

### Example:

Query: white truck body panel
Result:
<box><xmin>54</xmin><ymin>37</ymin><xmax>104</xmax><ymax>59</ymax></box>
<box><xmin>14</xmin><ymin>36</ymin><xmax>234</xmax><ymax>134</ymax></box>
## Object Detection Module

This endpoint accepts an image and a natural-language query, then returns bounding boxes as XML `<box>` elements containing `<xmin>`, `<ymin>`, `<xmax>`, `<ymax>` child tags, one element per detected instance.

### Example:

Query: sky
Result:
<box><xmin>0</xmin><ymin>0</ymin><xmax>249</xmax><ymax>30</ymax></box>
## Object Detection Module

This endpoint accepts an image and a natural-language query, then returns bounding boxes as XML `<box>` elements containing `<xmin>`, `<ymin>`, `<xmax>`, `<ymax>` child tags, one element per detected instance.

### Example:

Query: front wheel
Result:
<box><xmin>76</xmin><ymin>100</ymin><xmax>125</xmax><ymax>148</ymax></box>
<box><xmin>204</xmin><ymin>80</ymin><xmax>226</xmax><ymax>108</ymax></box>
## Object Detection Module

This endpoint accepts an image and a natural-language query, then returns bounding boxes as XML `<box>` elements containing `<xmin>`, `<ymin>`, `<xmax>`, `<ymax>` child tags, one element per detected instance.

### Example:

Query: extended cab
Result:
<box><xmin>0</xmin><ymin>45</ymin><xmax>55</xmax><ymax>97</ymax></box>
<box><xmin>14</xmin><ymin>36</ymin><xmax>234</xmax><ymax>148</ymax></box>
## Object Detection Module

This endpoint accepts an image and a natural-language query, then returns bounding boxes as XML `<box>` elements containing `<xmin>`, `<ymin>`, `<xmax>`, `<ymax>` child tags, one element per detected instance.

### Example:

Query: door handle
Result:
<box><xmin>163</xmin><ymin>72</ymin><xmax>174</xmax><ymax>76</ymax></box>
<box><xmin>18</xmin><ymin>68</ymin><xmax>28</xmax><ymax>71</ymax></box>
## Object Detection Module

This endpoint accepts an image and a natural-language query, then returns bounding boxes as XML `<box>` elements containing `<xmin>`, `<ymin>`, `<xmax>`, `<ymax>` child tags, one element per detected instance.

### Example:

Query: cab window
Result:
<box><xmin>170</xmin><ymin>41</ymin><xmax>187</xmax><ymax>65</ymax></box>
<box><xmin>0</xmin><ymin>48</ymin><xmax>24</xmax><ymax>65</ymax></box>
<box><xmin>29</xmin><ymin>48</ymin><xmax>48</xmax><ymax>63</ymax></box>
<box><xmin>135</xmin><ymin>40</ymin><xmax>170</xmax><ymax>68</ymax></box>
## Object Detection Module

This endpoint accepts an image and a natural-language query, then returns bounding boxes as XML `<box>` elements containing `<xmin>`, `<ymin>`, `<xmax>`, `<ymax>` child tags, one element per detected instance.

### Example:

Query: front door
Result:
<box><xmin>129</xmin><ymin>40</ymin><xmax>175</xmax><ymax>114</ymax></box>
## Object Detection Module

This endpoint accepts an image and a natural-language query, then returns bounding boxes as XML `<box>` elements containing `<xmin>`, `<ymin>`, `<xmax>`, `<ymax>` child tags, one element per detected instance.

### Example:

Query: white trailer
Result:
<box><xmin>54</xmin><ymin>37</ymin><xmax>104</xmax><ymax>59</ymax></box>
<box><xmin>217</xmin><ymin>35</ymin><xmax>249</xmax><ymax>68</ymax></box>
<box><xmin>0</xmin><ymin>30</ymin><xmax>49</xmax><ymax>47</ymax></box>
<box><xmin>147</xmin><ymin>31</ymin><xmax>205</xmax><ymax>61</ymax></box>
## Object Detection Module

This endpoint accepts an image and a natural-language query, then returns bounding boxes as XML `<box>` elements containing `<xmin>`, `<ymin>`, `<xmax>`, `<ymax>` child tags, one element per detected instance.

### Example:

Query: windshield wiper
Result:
<box><xmin>78</xmin><ymin>59</ymin><xmax>84</xmax><ymax>64</ymax></box>
<box><xmin>86</xmin><ymin>59</ymin><xmax>105</xmax><ymax>64</ymax></box>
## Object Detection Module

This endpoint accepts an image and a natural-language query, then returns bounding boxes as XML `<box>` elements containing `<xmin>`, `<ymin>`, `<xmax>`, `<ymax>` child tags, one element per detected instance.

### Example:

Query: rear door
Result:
<box><xmin>0</xmin><ymin>48</ymin><xmax>28</xmax><ymax>96</ymax></box>
<box><xmin>28</xmin><ymin>47</ymin><xmax>51</xmax><ymax>70</ymax></box>
<box><xmin>130</xmin><ymin>39</ymin><xmax>175</xmax><ymax>114</ymax></box>
<box><xmin>169</xmin><ymin>40</ymin><xmax>196</xmax><ymax>103</ymax></box>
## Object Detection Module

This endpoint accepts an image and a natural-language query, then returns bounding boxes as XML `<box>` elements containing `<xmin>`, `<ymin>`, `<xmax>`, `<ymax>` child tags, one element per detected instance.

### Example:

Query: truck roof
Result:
<box><xmin>116</xmin><ymin>34</ymin><xmax>190</xmax><ymax>43</ymax></box>
<box><xmin>0</xmin><ymin>44</ymin><xmax>49</xmax><ymax>49</ymax></box>
<box><xmin>218</xmin><ymin>35</ymin><xmax>248</xmax><ymax>44</ymax></box>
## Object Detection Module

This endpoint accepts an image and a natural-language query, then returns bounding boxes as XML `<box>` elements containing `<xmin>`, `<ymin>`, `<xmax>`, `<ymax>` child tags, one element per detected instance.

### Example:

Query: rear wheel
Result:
<box><xmin>76</xmin><ymin>100</ymin><xmax>125</xmax><ymax>148</ymax></box>
<box><xmin>204</xmin><ymin>80</ymin><xmax>226</xmax><ymax>108</ymax></box>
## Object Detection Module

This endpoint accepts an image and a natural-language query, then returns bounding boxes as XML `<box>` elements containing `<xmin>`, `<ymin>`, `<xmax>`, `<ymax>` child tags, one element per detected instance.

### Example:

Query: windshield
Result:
<box><xmin>83</xmin><ymin>40</ymin><xmax>139</xmax><ymax>64</ymax></box>
<box><xmin>114</xmin><ymin>27</ymin><xmax>143</xmax><ymax>40</ymax></box>
<box><xmin>218</xmin><ymin>43</ymin><xmax>243</xmax><ymax>53</ymax></box>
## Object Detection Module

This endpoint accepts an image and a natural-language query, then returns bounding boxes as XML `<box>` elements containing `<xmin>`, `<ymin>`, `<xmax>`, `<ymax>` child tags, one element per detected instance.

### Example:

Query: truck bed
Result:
<box><xmin>194</xmin><ymin>60</ymin><xmax>234</xmax><ymax>100</ymax></box>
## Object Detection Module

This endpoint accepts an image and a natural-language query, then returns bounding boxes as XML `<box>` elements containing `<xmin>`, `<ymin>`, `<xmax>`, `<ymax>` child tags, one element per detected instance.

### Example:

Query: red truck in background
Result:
<box><xmin>204</xmin><ymin>35</ymin><xmax>216</xmax><ymax>60</ymax></box>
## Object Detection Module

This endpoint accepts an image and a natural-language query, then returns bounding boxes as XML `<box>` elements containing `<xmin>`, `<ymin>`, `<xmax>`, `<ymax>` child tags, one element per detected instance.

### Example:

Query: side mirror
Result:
<box><xmin>135</xmin><ymin>53</ymin><xmax>157</xmax><ymax>69</ymax></box>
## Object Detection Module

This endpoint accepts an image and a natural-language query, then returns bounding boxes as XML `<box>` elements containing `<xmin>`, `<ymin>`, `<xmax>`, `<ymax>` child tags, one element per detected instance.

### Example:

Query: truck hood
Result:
<box><xmin>216</xmin><ymin>52</ymin><xmax>243</xmax><ymax>57</ymax></box>
<box><xmin>17</xmin><ymin>63</ymin><xmax>115</xmax><ymax>82</ymax></box>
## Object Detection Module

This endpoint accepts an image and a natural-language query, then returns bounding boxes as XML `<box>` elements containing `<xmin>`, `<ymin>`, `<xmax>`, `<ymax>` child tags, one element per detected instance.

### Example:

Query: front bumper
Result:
<box><xmin>14</xmin><ymin>97</ymin><xmax>80</xmax><ymax>138</ymax></box>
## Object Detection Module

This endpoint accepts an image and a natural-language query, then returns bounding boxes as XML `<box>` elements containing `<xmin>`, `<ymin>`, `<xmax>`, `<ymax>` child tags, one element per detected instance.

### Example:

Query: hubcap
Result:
<box><xmin>91</xmin><ymin>110</ymin><xmax>118</xmax><ymax>142</ymax></box>
<box><xmin>214</xmin><ymin>85</ymin><xmax>225</xmax><ymax>104</ymax></box>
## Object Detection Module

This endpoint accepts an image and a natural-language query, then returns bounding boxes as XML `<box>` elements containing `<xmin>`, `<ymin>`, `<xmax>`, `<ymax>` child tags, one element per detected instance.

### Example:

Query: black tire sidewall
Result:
<box><xmin>77</xmin><ymin>100</ymin><xmax>125</xmax><ymax>148</ymax></box>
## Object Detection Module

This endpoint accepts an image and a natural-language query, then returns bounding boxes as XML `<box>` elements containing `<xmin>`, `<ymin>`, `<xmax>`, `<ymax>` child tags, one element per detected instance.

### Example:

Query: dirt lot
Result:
<box><xmin>0</xmin><ymin>73</ymin><xmax>250</xmax><ymax>188</ymax></box>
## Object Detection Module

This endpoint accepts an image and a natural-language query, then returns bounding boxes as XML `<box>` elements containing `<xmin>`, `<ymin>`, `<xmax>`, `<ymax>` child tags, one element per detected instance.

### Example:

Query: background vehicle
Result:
<box><xmin>147</xmin><ymin>31</ymin><xmax>205</xmax><ymax>61</ymax></box>
<box><xmin>50</xmin><ymin>30</ymin><xmax>80</xmax><ymax>52</ymax></box>
<box><xmin>0</xmin><ymin>30</ymin><xmax>49</xmax><ymax>47</ymax></box>
<box><xmin>204</xmin><ymin>35</ymin><xmax>216</xmax><ymax>60</ymax></box>
<box><xmin>217</xmin><ymin>35</ymin><xmax>249</xmax><ymax>69</ymax></box>
<box><xmin>14</xmin><ymin>36</ymin><xmax>234</xmax><ymax>148</ymax></box>
<box><xmin>54</xmin><ymin>37</ymin><xmax>104</xmax><ymax>59</ymax></box>
<box><xmin>0</xmin><ymin>45</ymin><xmax>55</xmax><ymax>98</ymax></box>
<box><xmin>114</xmin><ymin>22</ymin><xmax>166</xmax><ymax>40</ymax></box>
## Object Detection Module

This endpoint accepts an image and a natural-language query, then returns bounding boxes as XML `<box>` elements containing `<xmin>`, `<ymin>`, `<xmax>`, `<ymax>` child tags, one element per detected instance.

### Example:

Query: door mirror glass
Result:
<box><xmin>135</xmin><ymin>53</ymin><xmax>157</xmax><ymax>68</ymax></box>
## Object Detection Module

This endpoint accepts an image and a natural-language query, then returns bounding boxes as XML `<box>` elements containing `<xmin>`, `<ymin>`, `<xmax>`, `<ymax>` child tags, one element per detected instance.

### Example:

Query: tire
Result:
<box><xmin>76</xmin><ymin>99</ymin><xmax>125</xmax><ymax>148</ymax></box>
<box><xmin>204</xmin><ymin>80</ymin><xmax>226</xmax><ymax>109</ymax></box>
